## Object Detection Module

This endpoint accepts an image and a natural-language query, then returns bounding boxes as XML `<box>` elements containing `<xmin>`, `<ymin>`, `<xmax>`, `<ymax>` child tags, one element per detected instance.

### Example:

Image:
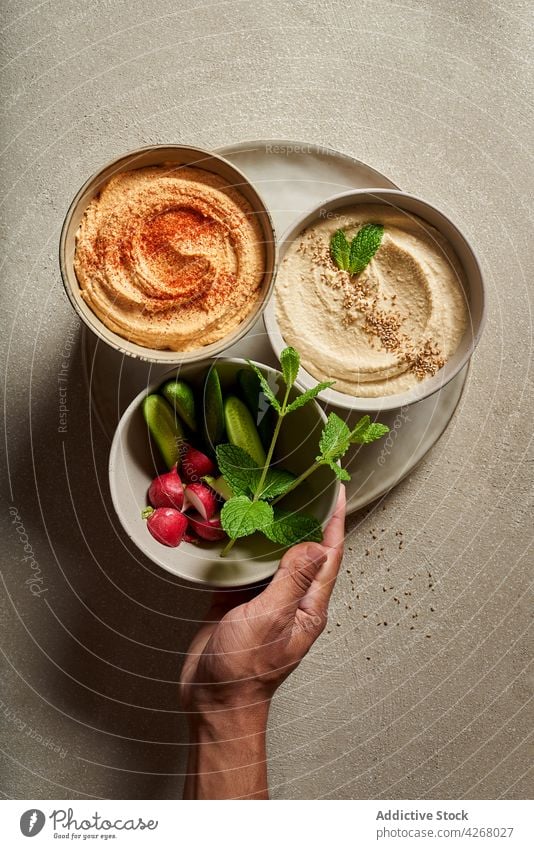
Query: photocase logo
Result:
<box><xmin>20</xmin><ymin>809</ymin><xmax>45</xmax><ymax>837</ymax></box>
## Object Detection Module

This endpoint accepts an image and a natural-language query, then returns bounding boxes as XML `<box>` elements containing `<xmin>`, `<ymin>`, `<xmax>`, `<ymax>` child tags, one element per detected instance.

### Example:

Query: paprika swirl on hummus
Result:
<box><xmin>74</xmin><ymin>166</ymin><xmax>265</xmax><ymax>351</ymax></box>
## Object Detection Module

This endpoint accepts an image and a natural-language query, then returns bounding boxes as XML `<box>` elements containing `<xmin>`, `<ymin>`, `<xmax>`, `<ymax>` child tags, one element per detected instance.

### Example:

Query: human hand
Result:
<box><xmin>180</xmin><ymin>488</ymin><xmax>346</xmax><ymax>798</ymax></box>
<box><xmin>180</xmin><ymin>486</ymin><xmax>346</xmax><ymax>716</ymax></box>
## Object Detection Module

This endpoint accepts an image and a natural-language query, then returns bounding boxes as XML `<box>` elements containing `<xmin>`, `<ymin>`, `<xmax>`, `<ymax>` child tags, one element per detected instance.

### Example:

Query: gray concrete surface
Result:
<box><xmin>1</xmin><ymin>0</ymin><xmax>533</xmax><ymax>800</ymax></box>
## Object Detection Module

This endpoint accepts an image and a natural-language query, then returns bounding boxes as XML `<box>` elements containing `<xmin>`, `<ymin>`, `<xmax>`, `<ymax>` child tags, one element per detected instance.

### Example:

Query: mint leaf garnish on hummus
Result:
<box><xmin>330</xmin><ymin>223</ymin><xmax>384</xmax><ymax>274</ymax></box>
<box><xmin>349</xmin><ymin>223</ymin><xmax>384</xmax><ymax>273</ymax></box>
<box><xmin>330</xmin><ymin>229</ymin><xmax>351</xmax><ymax>270</ymax></box>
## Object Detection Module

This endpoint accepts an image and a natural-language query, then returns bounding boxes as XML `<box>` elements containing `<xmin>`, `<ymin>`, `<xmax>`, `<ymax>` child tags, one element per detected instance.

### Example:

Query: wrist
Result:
<box><xmin>184</xmin><ymin>698</ymin><xmax>270</xmax><ymax>800</ymax></box>
<box><xmin>188</xmin><ymin>694</ymin><xmax>270</xmax><ymax>738</ymax></box>
<box><xmin>184</xmin><ymin>676</ymin><xmax>273</xmax><ymax>718</ymax></box>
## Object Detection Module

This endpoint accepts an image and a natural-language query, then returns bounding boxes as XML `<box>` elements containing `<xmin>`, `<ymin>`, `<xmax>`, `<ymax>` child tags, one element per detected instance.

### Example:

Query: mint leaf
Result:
<box><xmin>285</xmin><ymin>380</ymin><xmax>334</xmax><ymax>414</ymax></box>
<box><xmin>326</xmin><ymin>459</ymin><xmax>351</xmax><ymax>481</ymax></box>
<box><xmin>330</xmin><ymin>228</ymin><xmax>350</xmax><ymax>271</ymax></box>
<box><xmin>348</xmin><ymin>223</ymin><xmax>384</xmax><ymax>274</ymax></box>
<box><xmin>280</xmin><ymin>346</ymin><xmax>300</xmax><ymax>388</ymax></box>
<box><xmin>318</xmin><ymin>412</ymin><xmax>351</xmax><ymax>461</ymax></box>
<box><xmin>263</xmin><ymin>507</ymin><xmax>323</xmax><ymax>546</ymax></box>
<box><xmin>216</xmin><ymin>444</ymin><xmax>259</xmax><ymax>497</ymax></box>
<box><xmin>349</xmin><ymin>414</ymin><xmax>370</xmax><ymax>439</ymax></box>
<box><xmin>350</xmin><ymin>416</ymin><xmax>389</xmax><ymax>444</ymax></box>
<box><xmin>216</xmin><ymin>444</ymin><xmax>295</xmax><ymax>501</ymax></box>
<box><xmin>220</xmin><ymin>496</ymin><xmax>273</xmax><ymax>540</ymax></box>
<box><xmin>246</xmin><ymin>360</ymin><xmax>281</xmax><ymax>413</ymax></box>
<box><xmin>256</xmin><ymin>467</ymin><xmax>296</xmax><ymax>500</ymax></box>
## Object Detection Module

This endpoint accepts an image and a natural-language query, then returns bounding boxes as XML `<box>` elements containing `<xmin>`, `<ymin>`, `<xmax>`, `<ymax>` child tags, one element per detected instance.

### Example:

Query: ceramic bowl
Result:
<box><xmin>108</xmin><ymin>358</ymin><xmax>340</xmax><ymax>587</ymax></box>
<box><xmin>60</xmin><ymin>144</ymin><xmax>277</xmax><ymax>364</ymax></box>
<box><xmin>264</xmin><ymin>189</ymin><xmax>485</xmax><ymax>412</ymax></box>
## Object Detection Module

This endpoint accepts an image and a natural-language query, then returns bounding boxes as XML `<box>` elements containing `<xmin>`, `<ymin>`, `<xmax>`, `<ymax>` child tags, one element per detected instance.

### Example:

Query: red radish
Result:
<box><xmin>184</xmin><ymin>482</ymin><xmax>217</xmax><ymax>520</ymax></box>
<box><xmin>143</xmin><ymin>507</ymin><xmax>188</xmax><ymax>547</ymax></box>
<box><xmin>183</xmin><ymin>529</ymin><xmax>200</xmax><ymax>544</ymax></box>
<box><xmin>188</xmin><ymin>512</ymin><xmax>227</xmax><ymax>542</ymax></box>
<box><xmin>181</xmin><ymin>445</ymin><xmax>216</xmax><ymax>483</ymax></box>
<box><xmin>148</xmin><ymin>467</ymin><xmax>184</xmax><ymax>510</ymax></box>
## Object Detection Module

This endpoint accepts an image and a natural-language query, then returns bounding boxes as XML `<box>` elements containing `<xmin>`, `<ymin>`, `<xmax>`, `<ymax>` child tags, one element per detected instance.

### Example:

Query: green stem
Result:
<box><xmin>253</xmin><ymin>416</ymin><xmax>283</xmax><ymax>501</ymax></box>
<box><xmin>220</xmin><ymin>536</ymin><xmax>236</xmax><ymax>558</ymax></box>
<box><xmin>252</xmin><ymin>384</ymin><xmax>291</xmax><ymax>502</ymax></box>
<box><xmin>271</xmin><ymin>460</ymin><xmax>324</xmax><ymax>506</ymax></box>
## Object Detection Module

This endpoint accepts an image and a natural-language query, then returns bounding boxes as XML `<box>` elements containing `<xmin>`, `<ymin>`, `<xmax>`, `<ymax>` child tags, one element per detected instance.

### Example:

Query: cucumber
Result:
<box><xmin>202</xmin><ymin>367</ymin><xmax>225</xmax><ymax>451</ymax></box>
<box><xmin>236</xmin><ymin>367</ymin><xmax>275</xmax><ymax>449</ymax></box>
<box><xmin>161</xmin><ymin>379</ymin><xmax>197</xmax><ymax>431</ymax></box>
<box><xmin>203</xmin><ymin>474</ymin><xmax>233</xmax><ymax>501</ymax></box>
<box><xmin>142</xmin><ymin>394</ymin><xmax>185</xmax><ymax>470</ymax></box>
<box><xmin>224</xmin><ymin>395</ymin><xmax>266</xmax><ymax>466</ymax></box>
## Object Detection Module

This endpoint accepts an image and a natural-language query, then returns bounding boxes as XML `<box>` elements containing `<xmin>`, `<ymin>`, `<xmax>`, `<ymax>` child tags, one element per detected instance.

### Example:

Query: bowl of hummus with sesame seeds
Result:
<box><xmin>265</xmin><ymin>189</ymin><xmax>485</xmax><ymax>412</ymax></box>
<box><xmin>60</xmin><ymin>146</ymin><xmax>276</xmax><ymax>364</ymax></box>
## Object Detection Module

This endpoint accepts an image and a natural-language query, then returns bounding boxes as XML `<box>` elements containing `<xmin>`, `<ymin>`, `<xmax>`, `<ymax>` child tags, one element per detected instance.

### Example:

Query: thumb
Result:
<box><xmin>262</xmin><ymin>543</ymin><xmax>327</xmax><ymax>615</ymax></box>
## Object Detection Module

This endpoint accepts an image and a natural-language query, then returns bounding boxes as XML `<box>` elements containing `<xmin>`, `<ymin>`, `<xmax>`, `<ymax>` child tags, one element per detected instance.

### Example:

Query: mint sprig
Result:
<box><xmin>216</xmin><ymin>443</ymin><xmax>296</xmax><ymax>501</ymax></box>
<box><xmin>330</xmin><ymin>223</ymin><xmax>384</xmax><ymax>274</ymax></box>
<box><xmin>285</xmin><ymin>380</ymin><xmax>334</xmax><ymax>413</ymax></box>
<box><xmin>256</xmin><ymin>468</ymin><xmax>296</xmax><ymax>500</ymax></box>
<box><xmin>220</xmin><ymin>496</ymin><xmax>273</xmax><ymax>540</ymax></box>
<box><xmin>218</xmin><ymin>347</ymin><xmax>389</xmax><ymax>556</ymax></box>
<box><xmin>270</xmin><ymin>412</ymin><xmax>390</xmax><ymax>506</ymax></box>
<box><xmin>216</xmin><ymin>444</ymin><xmax>258</xmax><ymax>496</ymax></box>
<box><xmin>263</xmin><ymin>508</ymin><xmax>323</xmax><ymax>546</ymax></box>
<box><xmin>245</xmin><ymin>360</ymin><xmax>281</xmax><ymax>413</ymax></box>
<box><xmin>318</xmin><ymin>412</ymin><xmax>351</xmax><ymax>461</ymax></box>
<box><xmin>350</xmin><ymin>414</ymin><xmax>390</xmax><ymax>444</ymax></box>
<box><xmin>280</xmin><ymin>346</ymin><xmax>300</xmax><ymax>388</ymax></box>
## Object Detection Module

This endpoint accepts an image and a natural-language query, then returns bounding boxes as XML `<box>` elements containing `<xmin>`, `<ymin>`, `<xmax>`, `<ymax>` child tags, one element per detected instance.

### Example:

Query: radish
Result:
<box><xmin>183</xmin><ymin>529</ymin><xmax>200</xmax><ymax>544</ymax></box>
<box><xmin>184</xmin><ymin>482</ymin><xmax>217</xmax><ymax>520</ymax></box>
<box><xmin>142</xmin><ymin>507</ymin><xmax>188</xmax><ymax>547</ymax></box>
<box><xmin>181</xmin><ymin>445</ymin><xmax>216</xmax><ymax>483</ymax></box>
<box><xmin>188</xmin><ymin>512</ymin><xmax>227</xmax><ymax>542</ymax></box>
<box><xmin>148</xmin><ymin>466</ymin><xmax>184</xmax><ymax>510</ymax></box>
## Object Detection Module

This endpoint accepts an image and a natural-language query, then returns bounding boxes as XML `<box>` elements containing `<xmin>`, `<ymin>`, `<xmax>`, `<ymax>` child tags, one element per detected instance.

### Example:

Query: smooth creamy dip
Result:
<box><xmin>275</xmin><ymin>205</ymin><xmax>469</xmax><ymax>397</ymax></box>
<box><xmin>74</xmin><ymin>165</ymin><xmax>265</xmax><ymax>351</ymax></box>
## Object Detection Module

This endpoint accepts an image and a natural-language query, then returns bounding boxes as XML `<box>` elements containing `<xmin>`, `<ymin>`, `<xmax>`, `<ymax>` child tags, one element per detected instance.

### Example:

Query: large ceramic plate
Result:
<box><xmin>82</xmin><ymin>139</ymin><xmax>468</xmax><ymax>514</ymax></box>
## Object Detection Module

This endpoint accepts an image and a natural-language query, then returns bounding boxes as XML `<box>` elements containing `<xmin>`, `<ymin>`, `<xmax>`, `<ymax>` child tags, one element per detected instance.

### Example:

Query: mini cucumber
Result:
<box><xmin>203</xmin><ymin>474</ymin><xmax>233</xmax><ymax>501</ymax></box>
<box><xmin>224</xmin><ymin>395</ymin><xmax>266</xmax><ymax>466</ymax></box>
<box><xmin>236</xmin><ymin>367</ymin><xmax>275</xmax><ymax>449</ymax></box>
<box><xmin>142</xmin><ymin>394</ymin><xmax>185</xmax><ymax>470</ymax></box>
<box><xmin>202</xmin><ymin>367</ymin><xmax>225</xmax><ymax>451</ymax></box>
<box><xmin>161</xmin><ymin>379</ymin><xmax>197</xmax><ymax>431</ymax></box>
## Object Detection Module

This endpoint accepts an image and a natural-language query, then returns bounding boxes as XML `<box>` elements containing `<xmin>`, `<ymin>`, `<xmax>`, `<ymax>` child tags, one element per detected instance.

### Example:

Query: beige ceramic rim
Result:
<box><xmin>59</xmin><ymin>144</ymin><xmax>277</xmax><ymax>364</ymax></box>
<box><xmin>265</xmin><ymin>188</ymin><xmax>486</xmax><ymax>413</ymax></box>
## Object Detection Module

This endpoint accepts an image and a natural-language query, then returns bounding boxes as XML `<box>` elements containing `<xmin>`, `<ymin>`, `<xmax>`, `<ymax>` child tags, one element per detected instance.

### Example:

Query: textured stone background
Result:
<box><xmin>1</xmin><ymin>0</ymin><xmax>532</xmax><ymax>799</ymax></box>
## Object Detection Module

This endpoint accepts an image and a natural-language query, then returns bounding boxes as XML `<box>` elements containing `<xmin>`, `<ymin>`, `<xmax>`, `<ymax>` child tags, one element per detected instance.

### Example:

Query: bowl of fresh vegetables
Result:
<box><xmin>109</xmin><ymin>347</ymin><xmax>389</xmax><ymax>587</ymax></box>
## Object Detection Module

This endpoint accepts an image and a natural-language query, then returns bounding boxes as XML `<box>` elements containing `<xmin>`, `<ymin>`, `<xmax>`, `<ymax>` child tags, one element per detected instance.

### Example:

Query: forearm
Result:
<box><xmin>183</xmin><ymin>703</ymin><xmax>270</xmax><ymax>800</ymax></box>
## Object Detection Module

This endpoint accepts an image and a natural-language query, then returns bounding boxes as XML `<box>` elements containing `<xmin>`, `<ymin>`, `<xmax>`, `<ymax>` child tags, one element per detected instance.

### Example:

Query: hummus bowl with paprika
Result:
<box><xmin>60</xmin><ymin>146</ymin><xmax>276</xmax><ymax>363</ymax></box>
